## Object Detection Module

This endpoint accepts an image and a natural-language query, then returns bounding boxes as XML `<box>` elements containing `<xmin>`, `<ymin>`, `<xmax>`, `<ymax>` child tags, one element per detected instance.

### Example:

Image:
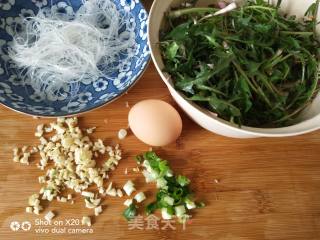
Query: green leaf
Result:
<box><xmin>254</xmin><ymin>23</ymin><xmax>272</xmax><ymax>33</ymax></box>
<box><xmin>175</xmin><ymin>66</ymin><xmax>215</xmax><ymax>93</ymax></box>
<box><xmin>165</xmin><ymin>22</ymin><xmax>190</xmax><ymax>41</ymax></box>
<box><xmin>209</xmin><ymin>96</ymin><xmax>241</xmax><ymax>117</ymax></box>
<box><xmin>165</xmin><ymin>41</ymin><xmax>179</xmax><ymax>60</ymax></box>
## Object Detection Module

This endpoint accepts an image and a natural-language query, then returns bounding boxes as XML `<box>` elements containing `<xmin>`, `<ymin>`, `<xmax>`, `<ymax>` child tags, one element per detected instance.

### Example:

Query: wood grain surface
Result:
<box><xmin>1</xmin><ymin>1</ymin><xmax>320</xmax><ymax>240</ymax></box>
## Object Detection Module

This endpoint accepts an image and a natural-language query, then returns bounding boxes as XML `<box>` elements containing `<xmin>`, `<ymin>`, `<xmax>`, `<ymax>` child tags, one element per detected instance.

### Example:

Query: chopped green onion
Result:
<box><xmin>137</xmin><ymin>151</ymin><xmax>204</xmax><ymax>223</ymax></box>
<box><xmin>176</xmin><ymin>175</ymin><xmax>190</xmax><ymax>187</ymax></box>
<box><xmin>123</xmin><ymin>203</ymin><xmax>138</xmax><ymax>220</ymax></box>
<box><xmin>161</xmin><ymin>208</ymin><xmax>173</xmax><ymax>220</ymax></box>
<box><xmin>146</xmin><ymin>202</ymin><xmax>158</xmax><ymax>215</ymax></box>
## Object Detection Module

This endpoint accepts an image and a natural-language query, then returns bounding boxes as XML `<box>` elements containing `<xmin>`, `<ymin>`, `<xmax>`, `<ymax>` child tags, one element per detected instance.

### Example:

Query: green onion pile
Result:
<box><xmin>127</xmin><ymin>152</ymin><xmax>204</xmax><ymax>222</ymax></box>
<box><xmin>160</xmin><ymin>0</ymin><xmax>320</xmax><ymax>127</ymax></box>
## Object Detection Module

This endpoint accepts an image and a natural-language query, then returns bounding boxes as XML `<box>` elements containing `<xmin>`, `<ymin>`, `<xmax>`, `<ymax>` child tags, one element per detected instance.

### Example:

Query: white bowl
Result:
<box><xmin>148</xmin><ymin>0</ymin><xmax>320</xmax><ymax>138</ymax></box>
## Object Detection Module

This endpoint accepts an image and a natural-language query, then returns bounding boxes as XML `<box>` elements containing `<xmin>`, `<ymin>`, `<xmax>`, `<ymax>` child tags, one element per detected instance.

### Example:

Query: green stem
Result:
<box><xmin>250</xmin><ymin>77</ymin><xmax>273</xmax><ymax>108</ymax></box>
<box><xmin>305</xmin><ymin>65</ymin><xmax>320</xmax><ymax>103</ymax></box>
<box><xmin>168</xmin><ymin>7</ymin><xmax>218</xmax><ymax>18</ymax></box>
<box><xmin>273</xmin><ymin>105</ymin><xmax>306</xmax><ymax>123</ymax></box>
<box><xmin>313</xmin><ymin>0</ymin><xmax>320</xmax><ymax>35</ymax></box>
<box><xmin>196</xmin><ymin>85</ymin><xmax>227</xmax><ymax>97</ymax></box>
<box><xmin>285</xmin><ymin>92</ymin><xmax>302</xmax><ymax>110</ymax></box>
<box><xmin>265</xmin><ymin>53</ymin><xmax>293</xmax><ymax>70</ymax></box>
<box><xmin>280</xmin><ymin>31</ymin><xmax>314</xmax><ymax>36</ymax></box>
<box><xmin>232</xmin><ymin>60</ymin><xmax>258</xmax><ymax>93</ymax></box>
<box><xmin>257</xmin><ymin>73</ymin><xmax>277</xmax><ymax>97</ymax></box>
<box><xmin>244</xmin><ymin>6</ymin><xmax>276</xmax><ymax>11</ymax></box>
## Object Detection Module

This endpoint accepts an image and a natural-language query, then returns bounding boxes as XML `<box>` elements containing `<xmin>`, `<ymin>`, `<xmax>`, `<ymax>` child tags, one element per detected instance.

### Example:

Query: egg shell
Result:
<box><xmin>128</xmin><ymin>99</ymin><xmax>182</xmax><ymax>146</ymax></box>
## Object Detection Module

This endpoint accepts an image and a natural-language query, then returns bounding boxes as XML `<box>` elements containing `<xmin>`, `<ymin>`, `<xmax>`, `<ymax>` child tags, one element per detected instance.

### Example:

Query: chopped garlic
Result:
<box><xmin>123</xmin><ymin>180</ymin><xmax>135</xmax><ymax>196</ymax></box>
<box><xmin>85</xmin><ymin>198</ymin><xmax>101</xmax><ymax>209</ymax></box>
<box><xmin>20</xmin><ymin>152</ymin><xmax>31</xmax><ymax>165</ymax></box>
<box><xmin>28</xmin><ymin>194</ymin><xmax>40</xmax><ymax>206</ymax></box>
<box><xmin>106</xmin><ymin>182</ymin><xmax>113</xmax><ymax>192</ymax></box>
<box><xmin>21</xmin><ymin>146</ymin><xmax>28</xmax><ymax>153</ymax></box>
<box><xmin>26</xmin><ymin>206</ymin><xmax>33</xmax><ymax>213</ymax></box>
<box><xmin>118</xmin><ymin>129</ymin><xmax>127</xmax><ymax>140</ymax></box>
<box><xmin>13</xmin><ymin>147</ymin><xmax>18</xmax><ymax>154</ymax></box>
<box><xmin>94</xmin><ymin>206</ymin><xmax>103</xmax><ymax>216</ymax></box>
<box><xmin>123</xmin><ymin>199</ymin><xmax>133</xmax><ymax>206</ymax></box>
<box><xmin>86</xmin><ymin>127</ymin><xmax>96</xmax><ymax>134</ymax></box>
<box><xmin>38</xmin><ymin>176</ymin><xmax>46</xmax><ymax>184</ymax></box>
<box><xmin>33</xmin><ymin>205</ymin><xmax>43</xmax><ymax>215</ymax></box>
<box><xmin>13</xmin><ymin>156</ymin><xmax>20</xmax><ymax>162</ymax></box>
<box><xmin>44</xmin><ymin>126</ymin><xmax>53</xmax><ymax>133</ymax></box>
<box><xmin>33</xmin><ymin>208</ymin><xmax>40</xmax><ymax>215</ymax></box>
<box><xmin>13</xmin><ymin>147</ymin><xmax>19</xmax><ymax>162</ymax></box>
<box><xmin>98</xmin><ymin>187</ymin><xmax>105</xmax><ymax>195</ymax></box>
<box><xmin>39</xmin><ymin>137</ymin><xmax>48</xmax><ymax>145</ymax></box>
<box><xmin>13</xmin><ymin>117</ymin><xmax>123</xmax><ymax>224</ymax></box>
<box><xmin>117</xmin><ymin>189</ymin><xmax>123</xmax><ymax>198</ymax></box>
<box><xmin>44</xmin><ymin>211</ymin><xmax>55</xmax><ymax>222</ymax></box>
<box><xmin>106</xmin><ymin>188</ymin><xmax>117</xmax><ymax>197</ymax></box>
<box><xmin>82</xmin><ymin>216</ymin><xmax>91</xmax><ymax>226</ymax></box>
<box><xmin>134</xmin><ymin>192</ymin><xmax>146</xmax><ymax>203</ymax></box>
<box><xmin>31</xmin><ymin>146</ymin><xmax>39</xmax><ymax>154</ymax></box>
<box><xmin>57</xmin><ymin>197</ymin><xmax>67</xmax><ymax>203</ymax></box>
<box><xmin>57</xmin><ymin>117</ymin><xmax>65</xmax><ymax>123</ymax></box>
<box><xmin>81</xmin><ymin>191</ymin><xmax>95</xmax><ymax>198</ymax></box>
<box><xmin>35</xmin><ymin>124</ymin><xmax>44</xmax><ymax>137</ymax></box>
<box><xmin>124</xmin><ymin>168</ymin><xmax>128</xmax><ymax>175</ymax></box>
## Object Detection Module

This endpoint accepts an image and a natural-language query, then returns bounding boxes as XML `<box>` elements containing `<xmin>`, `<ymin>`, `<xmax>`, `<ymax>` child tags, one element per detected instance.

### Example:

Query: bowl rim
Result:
<box><xmin>147</xmin><ymin>0</ymin><xmax>320</xmax><ymax>137</ymax></box>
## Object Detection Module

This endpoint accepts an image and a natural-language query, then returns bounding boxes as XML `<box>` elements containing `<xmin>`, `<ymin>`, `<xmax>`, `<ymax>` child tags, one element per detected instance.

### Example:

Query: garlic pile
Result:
<box><xmin>13</xmin><ymin>117</ymin><xmax>122</xmax><ymax>223</ymax></box>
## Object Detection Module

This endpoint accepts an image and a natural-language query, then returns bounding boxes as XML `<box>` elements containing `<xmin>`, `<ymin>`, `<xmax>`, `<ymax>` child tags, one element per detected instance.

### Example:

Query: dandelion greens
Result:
<box><xmin>160</xmin><ymin>0</ymin><xmax>320</xmax><ymax>127</ymax></box>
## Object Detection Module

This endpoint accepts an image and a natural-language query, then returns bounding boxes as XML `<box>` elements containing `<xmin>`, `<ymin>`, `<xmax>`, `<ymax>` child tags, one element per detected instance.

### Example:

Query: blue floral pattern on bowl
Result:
<box><xmin>0</xmin><ymin>0</ymin><xmax>150</xmax><ymax>116</ymax></box>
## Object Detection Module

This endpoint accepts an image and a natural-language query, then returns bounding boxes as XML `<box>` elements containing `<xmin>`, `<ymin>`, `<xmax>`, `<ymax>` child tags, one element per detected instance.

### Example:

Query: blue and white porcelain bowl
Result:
<box><xmin>0</xmin><ymin>0</ymin><xmax>150</xmax><ymax>117</ymax></box>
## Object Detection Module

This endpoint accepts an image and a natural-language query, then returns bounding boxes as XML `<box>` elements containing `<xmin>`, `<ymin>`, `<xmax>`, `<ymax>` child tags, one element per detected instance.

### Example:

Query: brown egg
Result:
<box><xmin>128</xmin><ymin>99</ymin><xmax>182</xmax><ymax>146</ymax></box>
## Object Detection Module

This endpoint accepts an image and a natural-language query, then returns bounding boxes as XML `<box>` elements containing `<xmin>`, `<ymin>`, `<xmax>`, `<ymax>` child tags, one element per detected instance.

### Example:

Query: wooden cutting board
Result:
<box><xmin>1</xmin><ymin>62</ymin><xmax>320</xmax><ymax>240</ymax></box>
<box><xmin>1</xmin><ymin>2</ymin><xmax>320</xmax><ymax>239</ymax></box>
